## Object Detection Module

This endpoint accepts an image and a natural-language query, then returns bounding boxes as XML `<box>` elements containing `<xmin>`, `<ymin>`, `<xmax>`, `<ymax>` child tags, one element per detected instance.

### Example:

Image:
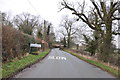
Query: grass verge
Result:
<box><xmin>63</xmin><ymin>49</ymin><xmax>119</xmax><ymax>78</ymax></box>
<box><xmin>2</xmin><ymin>49</ymin><xmax>50</xmax><ymax>78</ymax></box>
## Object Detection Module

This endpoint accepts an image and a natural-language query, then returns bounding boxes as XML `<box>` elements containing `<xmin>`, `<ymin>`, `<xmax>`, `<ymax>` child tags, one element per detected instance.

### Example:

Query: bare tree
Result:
<box><xmin>59</xmin><ymin>15</ymin><xmax>77</xmax><ymax>48</ymax></box>
<box><xmin>1</xmin><ymin>12</ymin><xmax>13</xmax><ymax>27</ymax></box>
<box><xmin>60</xmin><ymin>0</ymin><xmax>120</xmax><ymax>62</ymax></box>
<box><xmin>14</xmin><ymin>13</ymin><xmax>39</xmax><ymax>35</ymax></box>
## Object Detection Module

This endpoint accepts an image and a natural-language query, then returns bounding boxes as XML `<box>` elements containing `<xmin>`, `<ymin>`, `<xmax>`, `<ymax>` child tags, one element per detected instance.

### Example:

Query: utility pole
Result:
<box><xmin>43</xmin><ymin>20</ymin><xmax>47</xmax><ymax>41</ymax></box>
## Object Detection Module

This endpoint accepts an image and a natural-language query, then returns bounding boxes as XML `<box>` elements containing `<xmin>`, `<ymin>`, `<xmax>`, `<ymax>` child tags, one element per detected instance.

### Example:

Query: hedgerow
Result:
<box><xmin>2</xmin><ymin>26</ymin><xmax>36</xmax><ymax>62</ymax></box>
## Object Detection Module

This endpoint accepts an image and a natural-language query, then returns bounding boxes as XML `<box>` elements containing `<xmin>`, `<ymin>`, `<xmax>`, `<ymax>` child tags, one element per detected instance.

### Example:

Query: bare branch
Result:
<box><xmin>91</xmin><ymin>1</ymin><xmax>103</xmax><ymax>20</ymax></box>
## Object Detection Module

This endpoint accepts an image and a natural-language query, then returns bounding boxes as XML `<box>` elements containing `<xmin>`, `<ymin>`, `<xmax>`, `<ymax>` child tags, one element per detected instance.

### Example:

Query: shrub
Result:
<box><xmin>2</xmin><ymin>26</ymin><xmax>36</xmax><ymax>62</ymax></box>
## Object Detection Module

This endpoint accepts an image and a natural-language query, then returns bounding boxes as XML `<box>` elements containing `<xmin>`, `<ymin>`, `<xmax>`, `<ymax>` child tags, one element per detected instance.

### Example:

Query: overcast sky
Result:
<box><xmin>0</xmin><ymin>0</ymin><xmax>75</xmax><ymax>28</ymax></box>
<box><xmin>0</xmin><ymin>0</ymin><xmax>92</xmax><ymax>28</ymax></box>
<box><xmin>0</xmin><ymin>0</ymin><xmax>91</xmax><ymax>40</ymax></box>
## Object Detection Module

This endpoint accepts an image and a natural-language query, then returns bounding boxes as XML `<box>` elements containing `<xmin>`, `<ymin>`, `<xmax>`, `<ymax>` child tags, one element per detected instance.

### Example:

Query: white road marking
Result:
<box><xmin>48</xmin><ymin>56</ymin><xmax>66</xmax><ymax>60</ymax></box>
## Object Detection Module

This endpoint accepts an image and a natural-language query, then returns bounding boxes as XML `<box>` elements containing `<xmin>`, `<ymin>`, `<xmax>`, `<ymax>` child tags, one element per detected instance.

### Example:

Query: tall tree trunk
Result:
<box><xmin>67</xmin><ymin>34</ymin><xmax>71</xmax><ymax>48</ymax></box>
<box><xmin>99</xmin><ymin>20</ymin><xmax>112</xmax><ymax>62</ymax></box>
<box><xmin>67</xmin><ymin>37</ymin><xmax>70</xmax><ymax>48</ymax></box>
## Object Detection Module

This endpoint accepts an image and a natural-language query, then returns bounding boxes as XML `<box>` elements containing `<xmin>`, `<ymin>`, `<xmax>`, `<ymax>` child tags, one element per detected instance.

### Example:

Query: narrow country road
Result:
<box><xmin>14</xmin><ymin>48</ymin><xmax>115</xmax><ymax>78</ymax></box>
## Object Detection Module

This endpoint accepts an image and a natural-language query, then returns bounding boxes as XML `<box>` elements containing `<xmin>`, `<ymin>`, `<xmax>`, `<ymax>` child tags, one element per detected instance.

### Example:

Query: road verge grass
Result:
<box><xmin>2</xmin><ymin>49</ymin><xmax>50</xmax><ymax>78</ymax></box>
<box><xmin>63</xmin><ymin>49</ymin><xmax>119</xmax><ymax>78</ymax></box>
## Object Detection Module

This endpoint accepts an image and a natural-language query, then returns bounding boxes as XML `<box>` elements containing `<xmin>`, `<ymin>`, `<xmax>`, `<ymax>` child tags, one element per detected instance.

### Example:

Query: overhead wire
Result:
<box><xmin>27</xmin><ymin>0</ymin><xmax>39</xmax><ymax>15</ymax></box>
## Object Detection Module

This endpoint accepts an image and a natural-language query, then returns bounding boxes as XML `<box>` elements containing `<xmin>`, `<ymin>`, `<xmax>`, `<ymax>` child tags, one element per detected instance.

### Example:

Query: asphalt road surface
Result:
<box><xmin>14</xmin><ymin>48</ymin><xmax>115</xmax><ymax>78</ymax></box>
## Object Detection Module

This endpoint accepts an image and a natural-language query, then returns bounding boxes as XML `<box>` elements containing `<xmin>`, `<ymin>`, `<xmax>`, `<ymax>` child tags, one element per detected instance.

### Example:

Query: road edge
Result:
<box><xmin>62</xmin><ymin>49</ymin><xmax>119</xmax><ymax>78</ymax></box>
<box><xmin>2</xmin><ymin>49</ymin><xmax>51</xmax><ymax>80</ymax></box>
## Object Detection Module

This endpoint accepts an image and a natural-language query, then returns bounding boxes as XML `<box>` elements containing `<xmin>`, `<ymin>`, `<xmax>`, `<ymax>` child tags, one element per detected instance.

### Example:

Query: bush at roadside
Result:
<box><xmin>2</xmin><ymin>26</ymin><xmax>36</xmax><ymax>62</ymax></box>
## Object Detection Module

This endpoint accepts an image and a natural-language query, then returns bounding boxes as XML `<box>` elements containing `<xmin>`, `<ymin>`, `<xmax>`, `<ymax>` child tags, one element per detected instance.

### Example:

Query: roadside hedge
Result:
<box><xmin>2</xmin><ymin>26</ymin><xmax>36</xmax><ymax>62</ymax></box>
